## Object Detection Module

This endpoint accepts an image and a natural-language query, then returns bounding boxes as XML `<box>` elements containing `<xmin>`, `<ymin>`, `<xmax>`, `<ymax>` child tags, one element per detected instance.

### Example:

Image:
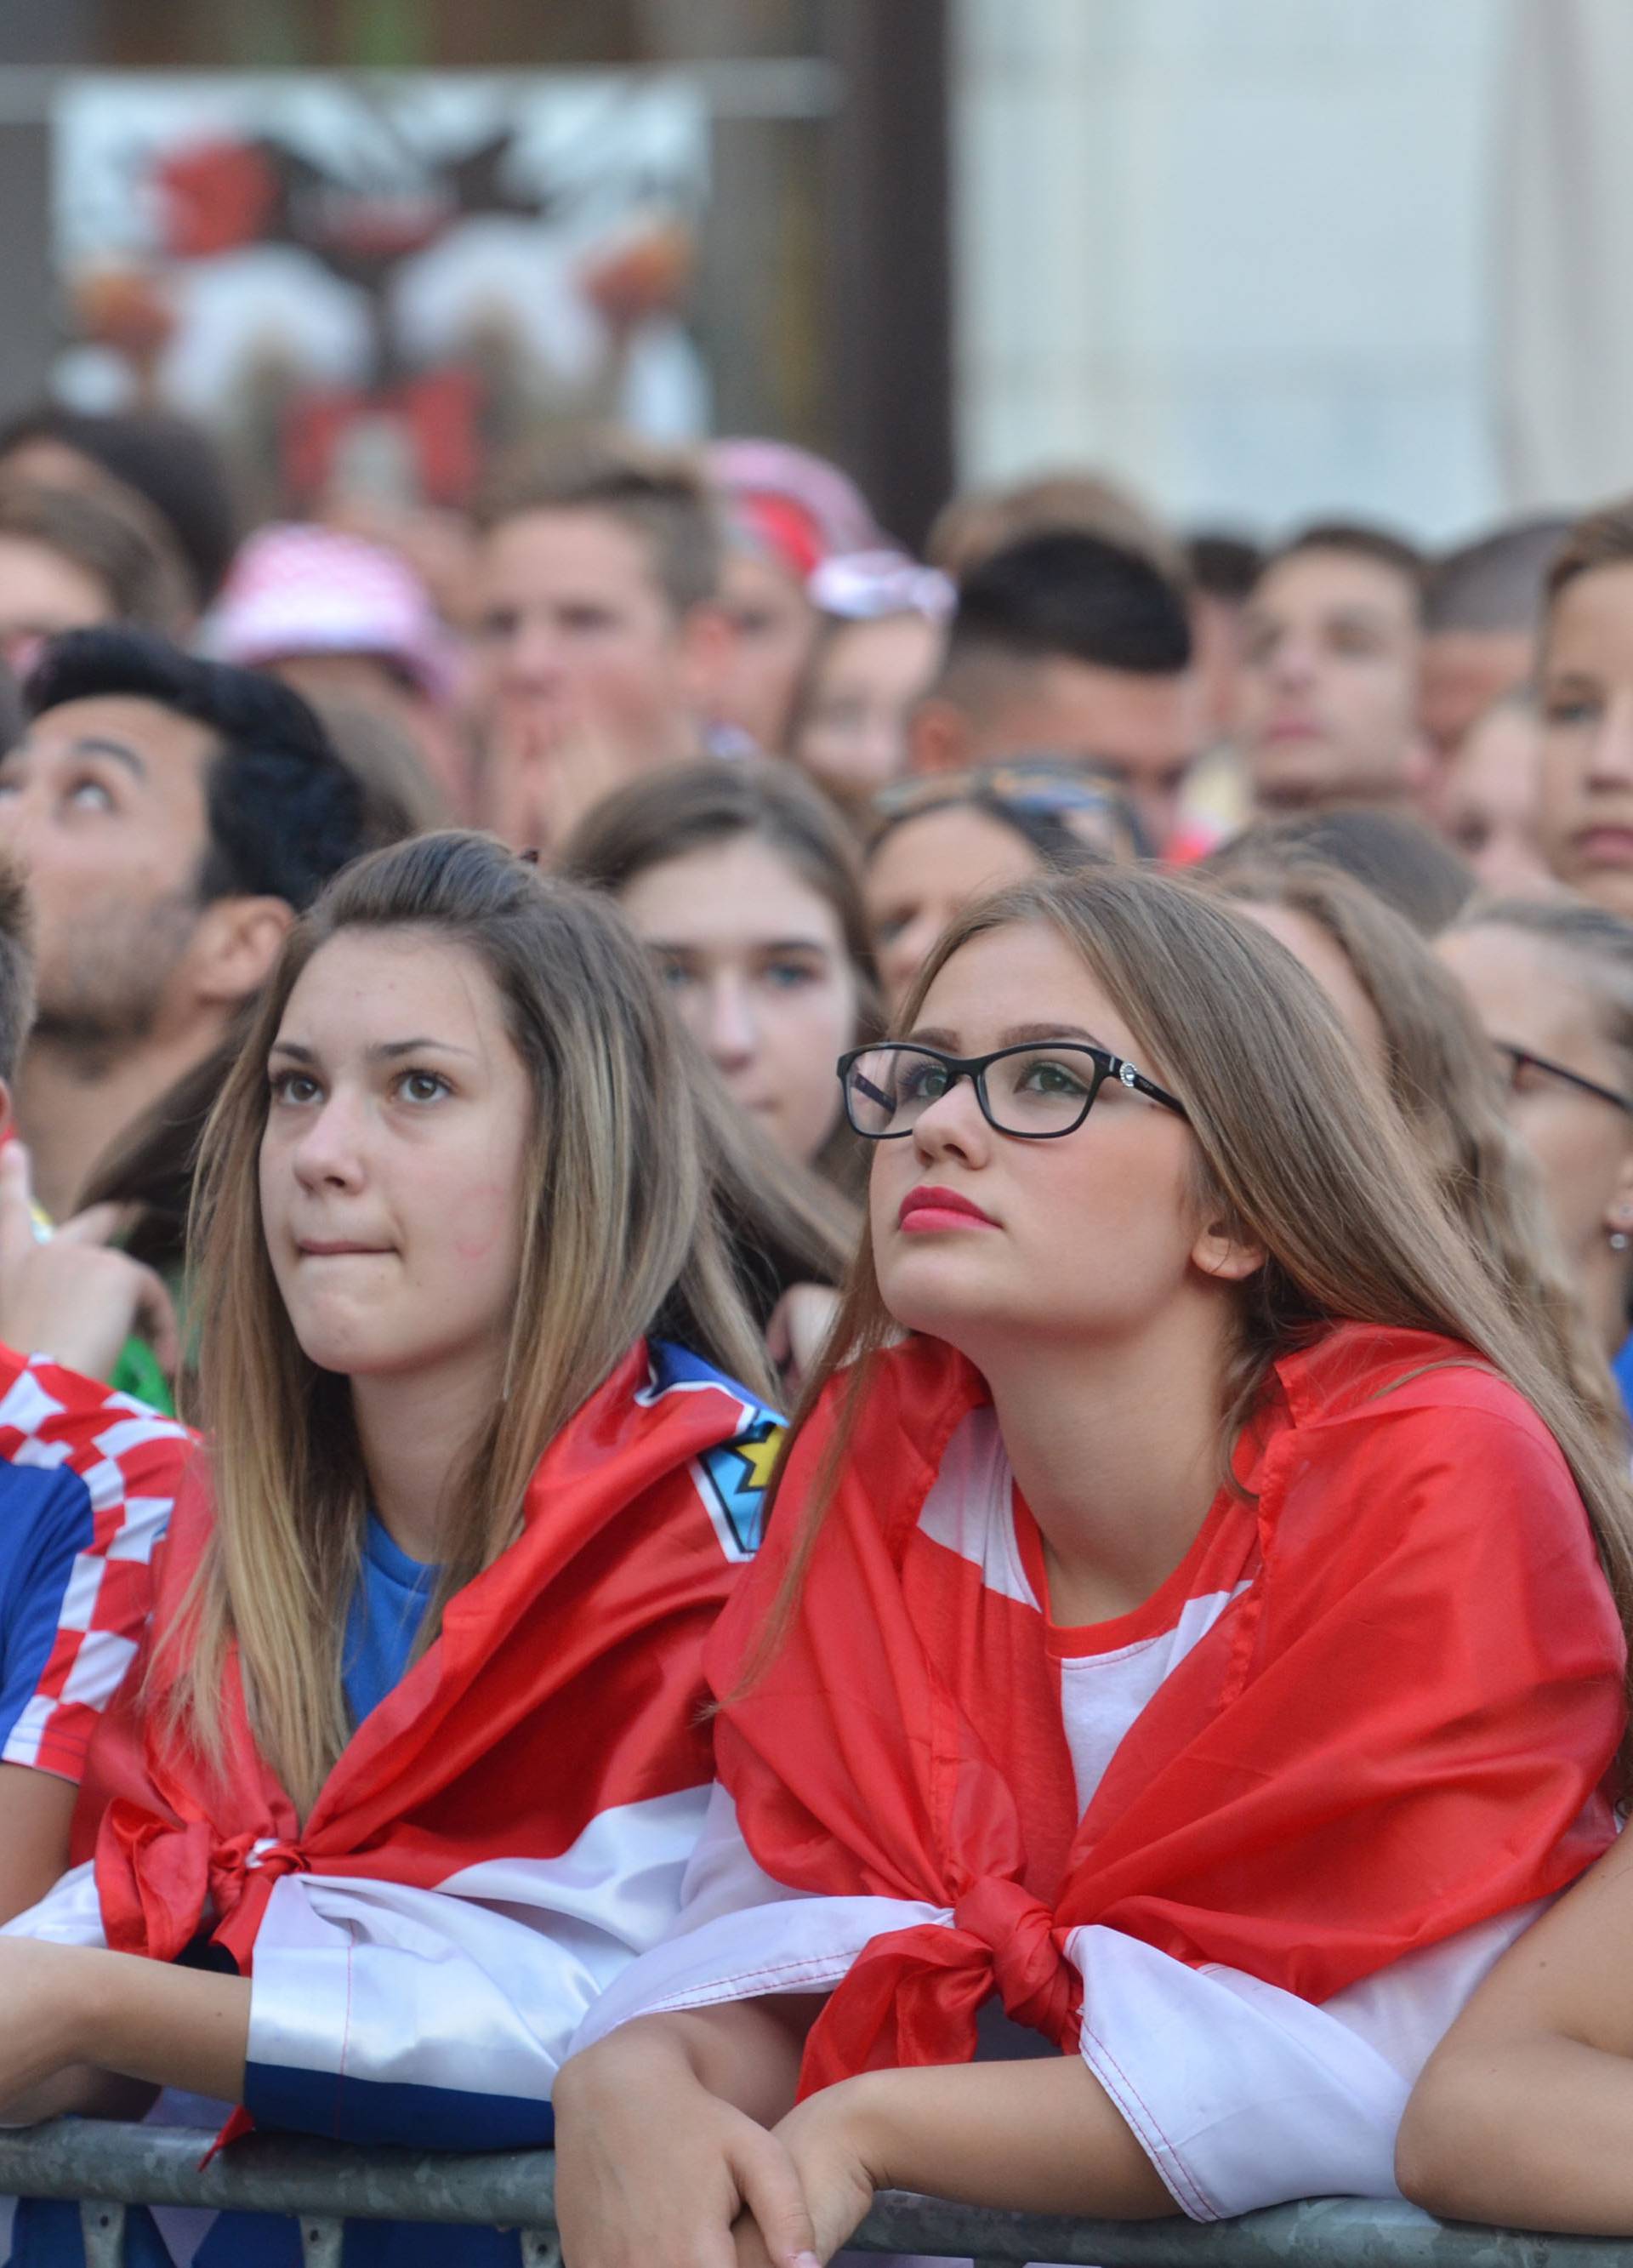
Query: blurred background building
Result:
<box><xmin>0</xmin><ymin>0</ymin><xmax>1624</xmax><ymax>550</ymax></box>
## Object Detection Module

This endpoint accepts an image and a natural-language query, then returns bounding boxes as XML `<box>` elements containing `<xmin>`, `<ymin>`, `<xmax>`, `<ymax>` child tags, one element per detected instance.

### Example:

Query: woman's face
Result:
<box><xmin>796</xmin><ymin>613</ymin><xmax>942</xmax><ymax>800</ymax></box>
<box><xmin>1437</xmin><ymin>921</ymin><xmax>1633</xmax><ymax>1348</ymax></box>
<box><xmin>1539</xmin><ymin>562</ymin><xmax>1633</xmax><ymax>917</ymax></box>
<box><xmin>618</xmin><ymin>834</ymin><xmax>860</xmax><ymax>1167</ymax></box>
<box><xmin>713</xmin><ymin>551</ymin><xmax>818</xmax><ymax>754</ymax></box>
<box><xmin>260</xmin><ymin>927</ymin><xmax>534</xmax><ymax>1384</ymax></box>
<box><xmin>868</xmin><ymin>920</ymin><xmax>1230</xmax><ymax>1364</ymax></box>
<box><xmin>867</xmin><ymin>803</ymin><xmax>1044</xmax><ymax>1017</ymax></box>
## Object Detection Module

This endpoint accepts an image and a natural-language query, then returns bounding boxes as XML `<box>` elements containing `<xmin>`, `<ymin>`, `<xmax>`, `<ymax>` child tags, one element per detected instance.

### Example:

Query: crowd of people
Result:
<box><xmin>0</xmin><ymin>400</ymin><xmax>1628</xmax><ymax>2264</ymax></box>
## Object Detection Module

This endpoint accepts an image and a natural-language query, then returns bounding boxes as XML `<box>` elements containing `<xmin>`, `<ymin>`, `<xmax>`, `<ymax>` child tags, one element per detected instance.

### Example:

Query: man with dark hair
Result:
<box><xmin>472</xmin><ymin>433</ymin><xmax>732</xmax><ymax>849</ymax></box>
<box><xmin>1236</xmin><ymin>521</ymin><xmax>1431</xmax><ymax>817</ymax></box>
<box><xmin>908</xmin><ymin>530</ymin><xmax>1202</xmax><ymax>850</ymax></box>
<box><xmin>0</xmin><ymin>627</ymin><xmax>365</xmax><ymax>1218</ymax></box>
<box><xmin>1420</xmin><ymin>516</ymin><xmax>1571</xmax><ymax>761</ymax></box>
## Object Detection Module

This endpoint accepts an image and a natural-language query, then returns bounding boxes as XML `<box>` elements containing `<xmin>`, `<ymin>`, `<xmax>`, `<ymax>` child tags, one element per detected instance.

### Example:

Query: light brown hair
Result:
<box><xmin>475</xmin><ymin>429</ymin><xmax>723</xmax><ymax>618</ymax></box>
<box><xmin>170</xmin><ymin>829</ymin><xmax>779</xmax><ymax>1815</ymax></box>
<box><xmin>0</xmin><ymin>476</ymin><xmax>190</xmax><ymax>633</ymax></box>
<box><xmin>0</xmin><ymin>847</ymin><xmax>35</xmax><ymax>1086</ymax></box>
<box><xmin>749</xmin><ymin>865</ymin><xmax>1633</xmax><ymax>1717</ymax></box>
<box><xmin>1545</xmin><ymin>497</ymin><xmax>1633</xmax><ymax>615</ymax></box>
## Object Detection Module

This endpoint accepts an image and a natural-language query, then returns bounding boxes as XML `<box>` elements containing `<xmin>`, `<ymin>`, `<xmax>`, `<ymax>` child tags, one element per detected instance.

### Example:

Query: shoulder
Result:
<box><xmin>0</xmin><ymin>1346</ymin><xmax>195</xmax><ymax>1493</ymax></box>
<box><xmin>1275</xmin><ymin>1321</ymin><xmax>1562</xmax><ymax>1462</ymax></box>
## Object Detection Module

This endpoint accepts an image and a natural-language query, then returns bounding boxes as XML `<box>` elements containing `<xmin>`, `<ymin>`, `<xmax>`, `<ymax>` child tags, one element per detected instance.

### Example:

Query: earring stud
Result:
<box><xmin>1613</xmin><ymin>1230</ymin><xmax>1630</xmax><ymax>1252</ymax></box>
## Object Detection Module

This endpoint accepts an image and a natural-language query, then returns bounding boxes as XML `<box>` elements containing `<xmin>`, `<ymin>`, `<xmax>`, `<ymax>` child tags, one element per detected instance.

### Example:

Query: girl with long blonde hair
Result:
<box><xmin>0</xmin><ymin>829</ymin><xmax>788</xmax><ymax>2268</ymax></box>
<box><xmin>554</xmin><ymin>863</ymin><xmax>1630</xmax><ymax>2266</ymax></box>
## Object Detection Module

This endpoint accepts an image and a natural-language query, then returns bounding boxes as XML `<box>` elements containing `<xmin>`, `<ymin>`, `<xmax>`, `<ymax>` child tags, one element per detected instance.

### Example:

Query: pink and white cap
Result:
<box><xmin>201</xmin><ymin>522</ymin><xmax>458</xmax><ymax>704</ymax></box>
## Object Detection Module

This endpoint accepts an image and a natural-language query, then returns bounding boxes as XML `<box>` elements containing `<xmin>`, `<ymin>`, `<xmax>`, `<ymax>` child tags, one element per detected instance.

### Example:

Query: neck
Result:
<box><xmin>977</xmin><ymin>1292</ymin><xmax>1237</xmax><ymax>1625</ymax></box>
<box><xmin>15</xmin><ymin>1027</ymin><xmax>218</xmax><ymax>1221</ymax></box>
<box><xmin>351</xmin><ymin>1339</ymin><xmax>507</xmax><ymax>1565</ymax></box>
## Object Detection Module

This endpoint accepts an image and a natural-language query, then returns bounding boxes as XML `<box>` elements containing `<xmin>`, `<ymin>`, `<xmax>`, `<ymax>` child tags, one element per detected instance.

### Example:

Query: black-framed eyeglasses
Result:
<box><xmin>1494</xmin><ymin>1041</ymin><xmax>1633</xmax><ymax>1119</ymax></box>
<box><xmin>837</xmin><ymin>1040</ymin><xmax>1188</xmax><ymax>1142</ymax></box>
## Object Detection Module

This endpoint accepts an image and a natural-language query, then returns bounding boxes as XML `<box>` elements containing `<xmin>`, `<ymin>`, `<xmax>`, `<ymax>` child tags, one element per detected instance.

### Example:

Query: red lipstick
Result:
<box><xmin>898</xmin><ymin>1184</ymin><xmax>999</xmax><ymax>1233</ymax></box>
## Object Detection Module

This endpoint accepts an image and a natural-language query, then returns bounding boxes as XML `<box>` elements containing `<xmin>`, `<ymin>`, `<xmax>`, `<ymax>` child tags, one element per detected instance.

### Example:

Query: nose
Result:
<box><xmin>911</xmin><ymin>1071</ymin><xmax>992</xmax><ymax>1168</ymax></box>
<box><xmin>697</xmin><ymin>972</ymin><xmax>758</xmax><ymax>1071</ymax></box>
<box><xmin>502</xmin><ymin>619</ymin><xmax>570</xmax><ymax>693</ymax></box>
<box><xmin>1266</xmin><ymin>631</ymin><xmax>1316</xmax><ymax>690</ymax></box>
<box><xmin>289</xmin><ymin>1091</ymin><xmax>368</xmax><ymax>1194</ymax></box>
<box><xmin>1585</xmin><ymin>692</ymin><xmax>1633</xmax><ymax>788</ymax></box>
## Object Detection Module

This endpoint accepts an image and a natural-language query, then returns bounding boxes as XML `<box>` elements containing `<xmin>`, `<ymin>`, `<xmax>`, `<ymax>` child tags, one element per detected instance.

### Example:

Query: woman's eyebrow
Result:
<box><xmin>996</xmin><ymin>1022</ymin><xmax>1109</xmax><ymax>1049</ymax></box>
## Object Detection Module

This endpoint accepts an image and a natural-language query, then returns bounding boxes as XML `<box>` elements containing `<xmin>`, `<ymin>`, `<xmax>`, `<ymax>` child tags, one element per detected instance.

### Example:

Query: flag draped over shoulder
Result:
<box><xmin>75</xmin><ymin>1340</ymin><xmax>777</xmax><ymax>1973</ymax></box>
<box><xmin>707</xmin><ymin>1323</ymin><xmax>1627</xmax><ymax>2097</ymax></box>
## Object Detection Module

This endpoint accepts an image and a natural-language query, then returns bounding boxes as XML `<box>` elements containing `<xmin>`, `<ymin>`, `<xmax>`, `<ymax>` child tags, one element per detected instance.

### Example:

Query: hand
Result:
<box><xmin>485</xmin><ymin>709</ymin><xmax>635</xmax><ymax>860</ymax></box>
<box><xmin>765</xmin><ymin>1285</ymin><xmax>841</xmax><ymax>1399</ymax></box>
<box><xmin>760</xmin><ymin>2080</ymin><xmax>887</xmax><ymax>2263</ymax></box>
<box><xmin>554</xmin><ymin>2025</ymin><xmax>819</xmax><ymax>2268</ymax></box>
<box><xmin>0</xmin><ymin>1143</ymin><xmax>179</xmax><ymax>1385</ymax></box>
<box><xmin>0</xmin><ymin>1937</ymin><xmax>107</xmax><ymax>2123</ymax></box>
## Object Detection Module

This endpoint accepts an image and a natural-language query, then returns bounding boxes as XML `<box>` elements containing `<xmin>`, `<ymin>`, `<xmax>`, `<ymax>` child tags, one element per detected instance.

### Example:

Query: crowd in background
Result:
<box><xmin>0</xmin><ymin>398</ymin><xmax>1631</xmax><ymax>2263</ymax></box>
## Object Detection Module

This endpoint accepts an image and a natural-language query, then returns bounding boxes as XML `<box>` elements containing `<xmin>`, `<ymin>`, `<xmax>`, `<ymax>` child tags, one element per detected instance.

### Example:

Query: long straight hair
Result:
<box><xmin>748</xmin><ymin>866</ymin><xmax>1633</xmax><ymax>1712</ymax></box>
<box><xmin>171</xmin><ymin>830</ymin><xmax>779</xmax><ymax>1815</ymax></box>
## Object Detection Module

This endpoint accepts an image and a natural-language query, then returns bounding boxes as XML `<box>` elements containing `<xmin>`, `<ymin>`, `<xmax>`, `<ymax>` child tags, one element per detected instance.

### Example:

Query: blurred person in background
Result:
<box><xmin>1235</xmin><ymin>523</ymin><xmax>1431</xmax><ymax>818</ymax></box>
<box><xmin>203</xmin><ymin>520</ymin><xmax>469</xmax><ymax>815</ymax></box>
<box><xmin>1206</xmin><ymin>806</ymin><xmax>1474</xmax><ymax>936</ymax></box>
<box><xmin>1212</xmin><ymin>858</ymin><xmax>1621</xmax><ymax>1455</ymax></box>
<box><xmin>1438</xmin><ymin>692</ymin><xmax>1556</xmax><ymax>898</ymax></box>
<box><xmin>705</xmin><ymin>438</ymin><xmax>882</xmax><ymax>756</ymax></box>
<box><xmin>0</xmin><ymin>404</ymin><xmax>237</xmax><ymax>617</ymax></box>
<box><xmin>1420</xmin><ymin>517</ymin><xmax>1569</xmax><ymax>765</ymax></box>
<box><xmin>908</xmin><ymin>531</ymin><xmax>1202</xmax><ymax>853</ymax></box>
<box><xmin>0</xmin><ymin>482</ymin><xmax>189</xmax><ymax>679</ymax></box>
<box><xmin>1532</xmin><ymin>499</ymin><xmax>1633</xmax><ymax>920</ymax></box>
<box><xmin>1185</xmin><ymin>532</ymin><xmax>1263</xmax><ymax>744</ymax></box>
<box><xmin>564</xmin><ymin>759</ymin><xmax>875</xmax><ymax>1194</ymax></box>
<box><xmin>789</xmin><ymin>551</ymin><xmax>951</xmax><ymax>814</ymax></box>
<box><xmin>925</xmin><ymin>464</ymin><xmax>1181</xmax><ymax>582</ymax></box>
<box><xmin>0</xmin><ymin>630</ymin><xmax>366</xmax><ymax>1226</ymax></box>
<box><xmin>1438</xmin><ymin>898</ymin><xmax>1633</xmax><ymax>1384</ymax></box>
<box><xmin>471</xmin><ymin>433</ymin><xmax>731</xmax><ymax>855</ymax></box>
<box><xmin>865</xmin><ymin>766</ymin><xmax>1139</xmax><ymax>1015</ymax></box>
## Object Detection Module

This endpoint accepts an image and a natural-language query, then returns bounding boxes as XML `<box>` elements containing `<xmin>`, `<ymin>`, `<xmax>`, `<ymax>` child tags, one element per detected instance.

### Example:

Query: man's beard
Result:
<box><xmin>31</xmin><ymin>891</ymin><xmax>202</xmax><ymax>1078</ymax></box>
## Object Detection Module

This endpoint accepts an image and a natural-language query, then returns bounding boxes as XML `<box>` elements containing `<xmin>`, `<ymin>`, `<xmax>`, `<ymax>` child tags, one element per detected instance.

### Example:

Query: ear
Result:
<box><xmin>1603</xmin><ymin>1147</ymin><xmax>1633</xmax><ymax>1250</ymax></box>
<box><xmin>906</xmin><ymin>696</ymin><xmax>971</xmax><ymax>777</ymax></box>
<box><xmin>184</xmin><ymin>897</ymin><xmax>294</xmax><ymax>1011</ymax></box>
<box><xmin>1190</xmin><ymin>1211</ymin><xmax>1267</xmax><ymax>1285</ymax></box>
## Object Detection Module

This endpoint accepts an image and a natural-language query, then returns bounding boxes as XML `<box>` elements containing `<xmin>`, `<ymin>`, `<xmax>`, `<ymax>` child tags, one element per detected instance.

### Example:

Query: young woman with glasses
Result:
<box><xmin>1437</xmin><ymin>897</ymin><xmax>1633</xmax><ymax>1373</ymax></box>
<box><xmin>0</xmin><ymin>832</ymin><xmax>788</xmax><ymax>2267</ymax></box>
<box><xmin>554</xmin><ymin>863</ymin><xmax>1633</xmax><ymax>2264</ymax></box>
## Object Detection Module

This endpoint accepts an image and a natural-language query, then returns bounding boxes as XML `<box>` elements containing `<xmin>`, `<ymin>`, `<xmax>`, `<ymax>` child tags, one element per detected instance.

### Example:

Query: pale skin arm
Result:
<box><xmin>1397</xmin><ymin>1831</ymin><xmax>1633</xmax><ymax>2233</ymax></box>
<box><xmin>0</xmin><ymin>1767</ymin><xmax>78</xmax><ymax>1927</ymax></box>
<box><xmin>553</xmin><ymin>2005</ymin><xmax>1170</xmax><ymax>2268</ymax></box>
<box><xmin>0</xmin><ymin>1936</ymin><xmax>248</xmax><ymax>2126</ymax></box>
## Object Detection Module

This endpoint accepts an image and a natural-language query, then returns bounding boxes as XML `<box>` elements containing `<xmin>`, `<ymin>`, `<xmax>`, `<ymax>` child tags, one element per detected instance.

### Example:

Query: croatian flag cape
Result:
<box><xmin>28</xmin><ymin>1336</ymin><xmax>777</xmax><ymax>2189</ymax></box>
<box><xmin>703</xmin><ymin>1322</ymin><xmax>1626</xmax><ymax>2100</ymax></box>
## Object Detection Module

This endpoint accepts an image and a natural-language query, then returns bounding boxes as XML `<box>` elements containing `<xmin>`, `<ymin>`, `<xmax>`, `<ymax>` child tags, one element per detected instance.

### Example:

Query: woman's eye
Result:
<box><xmin>764</xmin><ymin>959</ymin><xmax>820</xmax><ymax>990</ymax></box>
<box><xmin>398</xmin><ymin>1070</ymin><xmax>451</xmax><ymax>1104</ymax></box>
<box><xmin>1020</xmin><ymin>1059</ymin><xmax>1089</xmax><ymax>1097</ymax></box>
<box><xmin>270</xmin><ymin>1071</ymin><xmax>321</xmax><ymax>1106</ymax></box>
<box><xmin>902</xmin><ymin>1063</ymin><xmax>950</xmax><ymax>1103</ymax></box>
<box><xmin>66</xmin><ymin>777</ymin><xmax>115</xmax><ymax>813</ymax></box>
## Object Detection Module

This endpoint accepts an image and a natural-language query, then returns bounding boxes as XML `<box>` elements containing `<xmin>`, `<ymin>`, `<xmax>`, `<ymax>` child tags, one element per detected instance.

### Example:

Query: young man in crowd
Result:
<box><xmin>471</xmin><ymin>434</ymin><xmax>733</xmax><ymax>852</ymax></box>
<box><xmin>1235</xmin><ymin>523</ymin><xmax>1431</xmax><ymax>818</ymax></box>
<box><xmin>0</xmin><ymin>627</ymin><xmax>365</xmax><ymax>1222</ymax></box>
<box><xmin>0</xmin><ymin>848</ymin><xmax>194</xmax><ymax>1923</ymax></box>
<box><xmin>906</xmin><ymin>528</ymin><xmax>1203</xmax><ymax>853</ymax></box>
<box><xmin>1420</xmin><ymin>516</ymin><xmax>1571</xmax><ymax>764</ymax></box>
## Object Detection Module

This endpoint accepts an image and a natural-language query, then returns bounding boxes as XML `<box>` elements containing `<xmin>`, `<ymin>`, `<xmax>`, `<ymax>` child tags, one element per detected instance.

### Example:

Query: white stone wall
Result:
<box><xmin>953</xmin><ymin>0</ymin><xmax>1512</xmax><ymax>542</ymax></box>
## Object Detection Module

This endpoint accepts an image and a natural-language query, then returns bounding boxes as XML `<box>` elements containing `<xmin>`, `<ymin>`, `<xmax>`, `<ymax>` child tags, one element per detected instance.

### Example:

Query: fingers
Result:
<box><xmin>53</xmin><ymin>1202</ymin><xmax>138</xmax><ymax>1251</ymax></box>
<box><xmin>731</xmin><ymin>2128</ymin><xmax>822</xmax><ymax>2268</ymax></box>
<box><xmin>130</xmin><ymin>1264</ymin><xmax>182</xmax><ymax>1378</ymax></box>
<box><xmin>0</xmin><ymin>1142</ymin><xmax>39</xmax><ymax>1268</ymax></box>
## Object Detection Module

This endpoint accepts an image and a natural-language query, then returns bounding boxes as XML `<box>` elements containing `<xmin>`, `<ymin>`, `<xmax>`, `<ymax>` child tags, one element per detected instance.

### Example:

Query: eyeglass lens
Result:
<box><xmin>845</xmin><ymin>1046</ymin><xmax>1102</xmax><ymax>1137</ymax></box>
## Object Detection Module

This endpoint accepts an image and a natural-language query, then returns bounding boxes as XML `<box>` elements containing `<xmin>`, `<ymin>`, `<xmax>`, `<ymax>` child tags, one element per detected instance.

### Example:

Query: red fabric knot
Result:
<box><xmin>953</xmin><ymin>1875</ymin><xmax>1077</xmax><ymax>2043</ymax></box>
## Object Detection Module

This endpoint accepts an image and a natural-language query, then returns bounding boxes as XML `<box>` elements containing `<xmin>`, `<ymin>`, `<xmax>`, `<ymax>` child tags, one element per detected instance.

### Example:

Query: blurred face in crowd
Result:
<box><xmin>1439</xmin><ymin>700</ymin><xmax>1555</xmax><ymax>899</ymax></box>
<box><xmin>866</xmin><ymin>920</ymin><xmax>1233</xmax><ymax>1365</ymax></box>
<box><xmin>866</xmin><ymin>803</ymin><xmax>1045</xmax><ymax>1017</ymax></box>
<box><xmin>617</xmin><ymin>832</ymin><xmax>859</xmax><ymax>1168</ymax></box>
<box><xmin>712</xmin><ymin>549</ymin><xmax>818</xmax><ymax>754</ymax></box>
<box><xmin>261</xmin><ymin>928</ymin><xmax>532</xmax><ymax>1388</ymax></box>
<box><xmin>0</xmin><ymin>693</ymin><xmax>215</xmax><ymax>1046</ymax></box>
<box><xmin>1537</xmin><ymin>562</ymin><xmax>1633</xmax><ymax>919</ymax></box>
<box><xmin>473</xmin><ymin>507</ymin><xmax>712</xmax><ymax>774</ymax></box>
<box><xmin>796</xmin><ymin>612</ymin><xmax>943</xmax><ymax>803</ymax></box>
<box><xmin>1437</xmin><ymin>921</ymin><xmax>1633</xmax><ymax>1355</ymax></box>
<box><xmin>1237</xmin><ymin>548</ymin><xmax>1428</xmax><ymax>813</ymax></box>
<box><xmin>1229</xmin><ymin>903</ymin><xmax>1387</xmax><ymax>1071</ymax></box>
<box><xmin>1420</xmin><ymin>628</ymin><xmax>1535</xmax><ymax>766</ymax></box>
<box><xmin>0</xmin><ymin>539</ymin><xmax>112</xmax><ymax>679</ymax></box>
<box><xmin>912</xmin><ymin>655</ymin><xmax>1200</xmax><ymax>852</ymax></box>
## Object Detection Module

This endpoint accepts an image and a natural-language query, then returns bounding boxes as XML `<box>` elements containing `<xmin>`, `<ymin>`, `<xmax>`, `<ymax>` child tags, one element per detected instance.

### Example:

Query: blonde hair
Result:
<box><xmin>750</xmin><ymin>865</ymin><xmax>1633</xmax><ymax>1721</ymax></box>
<box><xmin>1209</xmin><ymin>859</ymin><xmax>1625</xmax><ymax>1456</ymax></box>
<box><xmin>171</xmin><ymin>830</ymin><xmax>778</xmax><ymax>1815</ymax></box>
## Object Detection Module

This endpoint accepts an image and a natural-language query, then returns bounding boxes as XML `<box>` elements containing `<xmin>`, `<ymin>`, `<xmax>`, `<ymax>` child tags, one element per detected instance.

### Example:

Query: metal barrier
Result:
<box><xmin>0</xmin><ymin>2123</ymin><xmax>1631</xmax><ymax>2268</ymax></box>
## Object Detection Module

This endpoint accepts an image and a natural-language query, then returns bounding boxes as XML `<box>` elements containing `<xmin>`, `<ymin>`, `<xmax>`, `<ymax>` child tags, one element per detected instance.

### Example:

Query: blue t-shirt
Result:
<box><xmin>0</xmin><ymin>1458</ymin><xmax>98</xmax><ymax>1758</ymax></box>
<box><xmin>1614</xmin><ymin>1335</ymin><xmax>1633</xmax><ymax>1428</ymax></box>
<box><xmin>341</xmin><ymin>1513</ymin><xmax>437</xmax><ymax>1727</ymax></box>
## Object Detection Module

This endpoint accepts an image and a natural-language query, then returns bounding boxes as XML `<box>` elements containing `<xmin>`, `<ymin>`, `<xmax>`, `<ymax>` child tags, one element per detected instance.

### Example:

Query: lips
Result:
<box><xmin>1573</xmin><ymin>826</ymin><xmax>1633</xmax><ymax>868</ymax></box>
<box><xmin>898</xmin><ymin>1184</ymin><xmax>999</xmax><ymax>1233</ymax></box>
<box><xmin>296</xmin><ymin>1239</ymin><xmax>392</xmax><ymax>1257</ymax></box>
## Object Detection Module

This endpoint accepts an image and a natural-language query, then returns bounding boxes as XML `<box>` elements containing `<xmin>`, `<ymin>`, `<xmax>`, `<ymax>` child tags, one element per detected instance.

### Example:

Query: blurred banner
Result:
<box><xmin>51</xmin><ymin>73</ymin><xmax>708</xmax><ymax>516</ymax></box>
<box><xmin>1499</xmin><ymin>0</ymin><xmax>1633</xmax><ymax>509</ymax></box>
